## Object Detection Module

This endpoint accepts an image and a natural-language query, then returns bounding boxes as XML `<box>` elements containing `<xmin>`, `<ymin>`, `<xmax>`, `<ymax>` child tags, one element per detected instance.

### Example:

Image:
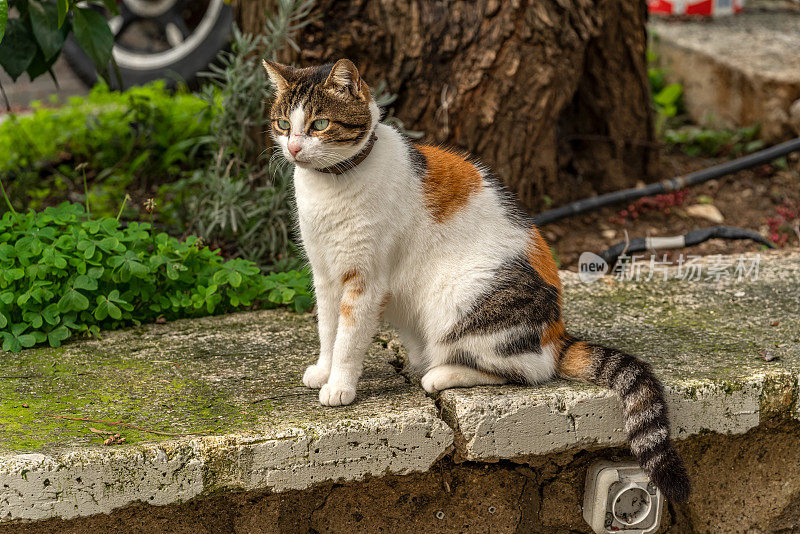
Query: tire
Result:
<box><xmin>63</xmin><ymin>1</ymin><xmax>233</xmax><ymax>89</ymax></box>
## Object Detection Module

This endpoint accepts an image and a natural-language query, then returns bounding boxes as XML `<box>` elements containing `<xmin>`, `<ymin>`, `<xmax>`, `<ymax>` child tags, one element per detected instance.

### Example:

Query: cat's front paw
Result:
<box><xmin>319</xmin><ymin>382</ymin><xmax>356</xmax><ymax>406</ymax></box>
<box><xmin>303</xmin><ymin>364</ymin><xmax>330</xmax><ymax>388</ymax></box>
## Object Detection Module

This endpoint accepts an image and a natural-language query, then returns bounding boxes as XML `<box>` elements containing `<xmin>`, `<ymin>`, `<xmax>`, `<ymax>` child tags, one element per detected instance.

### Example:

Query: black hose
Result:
<box><xmin>599</xmin><ymin>225</ymin><xmax>776</xmax><ymax>268</ymax></box>
<box><xmin>532</xmin><ymin>137</ymin><xmax>800</xmax><ymax>226</ymax></box>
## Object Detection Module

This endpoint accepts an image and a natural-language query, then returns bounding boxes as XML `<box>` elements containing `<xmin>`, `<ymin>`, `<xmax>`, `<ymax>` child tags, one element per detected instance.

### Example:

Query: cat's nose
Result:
<box><xmin>288</xmin><ymin>140</ymin><xmax>302</xmax><ymax>158</ymax></box>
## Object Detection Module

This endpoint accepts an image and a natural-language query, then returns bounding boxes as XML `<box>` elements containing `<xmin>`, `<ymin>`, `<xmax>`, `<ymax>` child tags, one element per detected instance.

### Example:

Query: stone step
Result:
<box><xmin>1</xmin><ymin>250</ymin><xmax>799</xmax><ymax>530</ymax></box>
<box><xmin>649</xmin><ymin>10</ymin><xmax>800</xmax><ymax>140</ymax></box>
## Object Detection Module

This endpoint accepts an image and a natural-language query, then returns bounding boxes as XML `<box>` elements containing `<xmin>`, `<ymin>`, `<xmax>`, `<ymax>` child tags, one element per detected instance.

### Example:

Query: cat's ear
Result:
<box><xmin>324</xmin><ymin>59</ymin><xmax>367</xmax><ymax>99</ymax></box>
<box><xmin>263</xmin><ymin>60</ymin><xmax>291</xmax><ymax>93</ymax></box>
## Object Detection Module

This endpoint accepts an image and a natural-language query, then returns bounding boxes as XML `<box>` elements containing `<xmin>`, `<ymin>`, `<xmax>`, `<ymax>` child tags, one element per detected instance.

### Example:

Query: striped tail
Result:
<box><xmin>557</xmin><ymin>337</ymin><xmax>690</xmax><ymax>503</ymax></box>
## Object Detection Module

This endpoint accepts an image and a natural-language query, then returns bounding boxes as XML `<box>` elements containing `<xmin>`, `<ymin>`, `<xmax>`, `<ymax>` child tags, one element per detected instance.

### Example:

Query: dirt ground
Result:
<box><xmin>546</xmin><ymin>151</ymin><xmax>800</xmax><ymax>271</ymax></box>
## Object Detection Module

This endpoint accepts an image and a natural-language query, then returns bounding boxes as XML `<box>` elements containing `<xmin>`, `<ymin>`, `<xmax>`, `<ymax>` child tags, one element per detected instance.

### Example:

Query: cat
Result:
<box><xmin>263</xmin><ymin>58</ymin><xmax>691</xmax><ymax>503</ymax></box>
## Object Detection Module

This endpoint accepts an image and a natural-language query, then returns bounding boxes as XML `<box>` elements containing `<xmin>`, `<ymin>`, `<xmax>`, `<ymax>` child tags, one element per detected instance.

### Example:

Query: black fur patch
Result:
<box><xmin>443</xmin><ymin>256</ymin><xmax>559</xmax><ymax>343</ymax></box>
<box><xmin>497</xmin><ymin>330</ymin><xmax>542</xmax><ymax>357</ymax></box>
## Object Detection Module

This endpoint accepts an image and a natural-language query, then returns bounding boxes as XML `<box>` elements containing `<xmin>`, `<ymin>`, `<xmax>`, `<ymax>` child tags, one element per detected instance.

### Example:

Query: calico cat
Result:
<box><xmin>263</xmin><ymin>58</ymin><xmax>691</xmax><ymax>502</ymax></box>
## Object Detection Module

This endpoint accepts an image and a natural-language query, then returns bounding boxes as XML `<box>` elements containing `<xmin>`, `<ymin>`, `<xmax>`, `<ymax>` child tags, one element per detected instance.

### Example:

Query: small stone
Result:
<box><xmin>685</xmin><ymin>204</ymin><xmax>725</xmax><ymax>224</ymax></box>
<box><xmin>760</xmin><ymin>350</ymin><xmax>779</xmax><ymax>362</ymax></box>
<box><xmin>601</xmin><ymin>229</ymin><xmax>617</xmax><ymax>240</ymax></box>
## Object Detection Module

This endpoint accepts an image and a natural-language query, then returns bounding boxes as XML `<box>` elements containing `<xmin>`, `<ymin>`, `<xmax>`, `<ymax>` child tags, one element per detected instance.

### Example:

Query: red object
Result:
<box><xmin>686</xmin><ymin>0</ymin><xmax>713</xmax><ymax>14</ymax></box>
<box><xmin>648</xmin><ymin>0</ymin><xmax>744</xmax><ymax>16</ymax></box>
<box><xmin>649</xmin><ymin>0</ymin><xmax>674</xmax><ymax>13</ymax></box>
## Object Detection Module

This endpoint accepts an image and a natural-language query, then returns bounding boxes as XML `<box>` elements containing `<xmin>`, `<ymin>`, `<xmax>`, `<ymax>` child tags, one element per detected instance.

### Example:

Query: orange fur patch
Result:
<box><xmin>541</xmin><ymin>320</ymin><xmax>566</xmax><ymax>349</ymax></box>
<box><xmin>340</xmin><ymin>302</ymin><xmax>355</xmax><ymax>326</ymax></box>
<box><xmin>341</xmin><ymin>269</ymin><xmax>365</xmax><ymax>297</ymax></box>
<box><xmin>526</xmin><ymin>226</ymin><xmax>561</xmax><ymax>290</ymax></box>
<box><xmin>415</xmin><ymin>145</ymin><xmax>483</xmax><ymax>223</ymax></box>
<box><xmin>378</xmin><ymin>292</ymin><xmax>391</xmax><ymax>319</ymax></box>
<box><xmin>558</xmin><ymin>341</ymin><xmax>594</xmax><ymax>380</ymax></box>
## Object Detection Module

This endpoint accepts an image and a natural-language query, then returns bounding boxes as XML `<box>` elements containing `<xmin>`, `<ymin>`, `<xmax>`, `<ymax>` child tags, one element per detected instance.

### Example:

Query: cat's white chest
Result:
<box><xmin>293</xmin><ymin>168</ymin><xmax>375</xmax><ymax>275</ymax></box>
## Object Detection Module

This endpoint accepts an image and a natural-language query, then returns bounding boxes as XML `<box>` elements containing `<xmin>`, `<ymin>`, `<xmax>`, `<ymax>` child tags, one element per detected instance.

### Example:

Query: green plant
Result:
<box><xmin>0</xmin><ymin>0</ymin><xmax>115</xmax><ymax>90</ymax></box>
<box><xmin>0</xmin><ymin>199</ymin><xmax>313</xmax><ymax>353</ymax></box>
<box><xmin>664</xmin><ymin>124</ymin><xmax>763</xmax><ymax>157</ymax></box>
<box><xmin>648</xmin><ymin>49</ymin><xmax>684</xmax><ymax>134</ymax></box>
<box><xmin>0</xmin><ymin>82</ymin><xmax>212</xmax><ymax>216</ymax></box>
<box><xmin>160</xmin><ymin>2</ymin><xmax>318</xmax><ymax>269</ymax></box>
<box><xmin>652</xmin><ymin>83</ymin><xmax>682</xmax><ymax>129</ymax></box>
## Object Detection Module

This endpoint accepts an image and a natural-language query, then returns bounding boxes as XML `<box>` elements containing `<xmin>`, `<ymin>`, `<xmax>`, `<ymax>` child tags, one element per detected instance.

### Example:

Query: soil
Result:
<box><xmin>545</xmin><ymin>150</ymin><xmax>800</xmax><ymax>271</ymax></box>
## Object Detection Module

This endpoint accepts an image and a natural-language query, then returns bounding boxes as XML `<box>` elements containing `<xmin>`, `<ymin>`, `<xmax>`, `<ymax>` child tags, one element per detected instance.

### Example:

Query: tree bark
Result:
<box><xmin>237</xmin><ymin>0</ymin><xmax>657</xmax><ymax>213</ymax></box>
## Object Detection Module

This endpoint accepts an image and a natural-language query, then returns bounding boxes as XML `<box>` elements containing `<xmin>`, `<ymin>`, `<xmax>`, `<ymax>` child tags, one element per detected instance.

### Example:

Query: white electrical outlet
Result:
<box><xmin>583</xmin><ymin>460</ymin><xmax>664</xmax><ymax>534</ymax></box>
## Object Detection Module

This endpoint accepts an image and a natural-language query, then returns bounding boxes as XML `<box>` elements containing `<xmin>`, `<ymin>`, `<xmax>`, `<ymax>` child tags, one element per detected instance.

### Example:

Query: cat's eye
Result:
<box><xmin>276</xmin><ymin>119</ymin><xmax>291</xmax><ymax>131</ymax></box>
<box><xmin>312</xmin><ymin>119</ymin><xmax>330</xmax><ymax>131</ymax></box>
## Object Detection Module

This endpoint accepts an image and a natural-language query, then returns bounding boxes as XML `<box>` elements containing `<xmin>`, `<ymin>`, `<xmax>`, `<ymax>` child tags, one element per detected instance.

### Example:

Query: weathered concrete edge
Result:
<box><xmin>440</xmin><ymin>371</ymin><xmax>800</xmax><ymax>462</ymax></box>
<box><xmin>2</xmin><ymin>374</ymin><xmax>798</xmax><ymax>524</ymax></box>
<box><xmin>0</xmin><ymin>408</ymin><xmax>453</xmax><ymax>523</ymax></box>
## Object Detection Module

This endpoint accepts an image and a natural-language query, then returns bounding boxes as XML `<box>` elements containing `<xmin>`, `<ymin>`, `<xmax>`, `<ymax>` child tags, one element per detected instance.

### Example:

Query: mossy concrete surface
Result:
<box><xmin>0</xmin><ymin>311</ymin><xmax>452</xmax><ymax>522</ymax></box>
<box><xmin>1</xmin><ymin>250</ymin><xmax>799</xmax><ymax>526</ymax></box>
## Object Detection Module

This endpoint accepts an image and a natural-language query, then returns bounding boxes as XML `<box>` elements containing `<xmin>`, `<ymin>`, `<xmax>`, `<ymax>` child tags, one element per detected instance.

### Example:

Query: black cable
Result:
<box><xmin>532</xmin><ymin>137</ymin><xmax>800</xmax><ymax>226</ymax></box>
<box><xmin>599</xmin><ymin>225</ymin><xmax>775</xmax><ymax>268</ymax></box>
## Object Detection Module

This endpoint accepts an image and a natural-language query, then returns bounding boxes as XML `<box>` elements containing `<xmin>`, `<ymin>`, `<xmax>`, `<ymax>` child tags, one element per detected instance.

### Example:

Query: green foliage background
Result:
<box><xmin>1</xmin><ymin>83</ymin><xmax>212</xmax><ymax>216</ymax></box>
<box><xmin>0</xmin><ymin>0</ymin><xmax>115</xmax><ymax>84</ymax></box>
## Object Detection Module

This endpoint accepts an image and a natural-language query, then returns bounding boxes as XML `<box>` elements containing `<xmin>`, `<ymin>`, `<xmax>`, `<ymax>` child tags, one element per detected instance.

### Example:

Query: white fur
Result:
<box><xmin>275</xmin><ymin>104</ymin><xmax>557</xmax><ymax>406</ymax></box>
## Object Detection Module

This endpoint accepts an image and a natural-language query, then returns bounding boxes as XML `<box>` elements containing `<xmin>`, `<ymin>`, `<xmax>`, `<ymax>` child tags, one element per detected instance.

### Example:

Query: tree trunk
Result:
<box><xmin>236</xmin><ymin>0</ymin><xmax>658</xmax><ymax>213</ymax></box>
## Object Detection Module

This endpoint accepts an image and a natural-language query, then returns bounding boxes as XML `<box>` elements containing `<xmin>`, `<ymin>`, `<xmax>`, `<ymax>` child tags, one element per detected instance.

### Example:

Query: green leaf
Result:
<box><xmin>23</xmin><ymin>310</ymin><xmax>44</xmax><ymax>329</ymax></box>
<box><xmin>48</xmin><ymin>325</ymin><xmax>70</xmax><ymax>347</ymax></box>
<box><xmin>72</xmin><ymin>7</ymin><xmax>113</xmax><ymax>70</ymax></box>
<box><xmin>74</xmin><ymin>274</ymin><xmax>98</xmax><ymax>291</ymax></box>
<box><xmin>294</xmin><ymin>295</ymin><xmax>313</xmax><ymax>313</ymax></box>
<box><xmin>42</xmin><ymin>303</ymin><xmax>60</xmax><ymax>325</ymax></box>
<box><xmin>29</xmin><ymin>0</ymin><xmax>67</xmax><ymax>60</ymax></box>
<box><xmin>0</xmin><ymin>310</ymin><xmax>7</xmax><ymax>329</ymax></box>
<box><xmin>26</xmin><ymin>44</ymin><xmax>61</xmax><ymax>80</ymax></box>
<box><xmin>0</xmin><ymin>0</ymin><xmax>8</xmax><ymax>44</ymax></box>
<box><xmin>57</xmin><ymin>0</ymin><xmax>68</xmax><ymax>28</ymax></box>
<box><xmin>18</xmin><ymin>334</ymin><xmax>36</xmax><ymax>348</ymax></box>
<box><xmin>3</xmin><ymin>333</ymin><xmax>21</xmax><ymax>353</ymax></box>
<box><xmin>101</xmin><ymin>0</ymin><xmax>119</xmax><ymax>16</ymax></box>
<box><xmin>58</xmin><ymin>288</ymin><xmax>90</xmax><ymax>312</ymax></box>
<box><xmin>0</xmin><ymin>19</ymin><xmax>37</xmax><ymax>81</ymax></box>
<box><xmin>3</xmin><ymin>268</ymin><xmax>24</xmax><ymax>283</ymax></box>
<box><xmin>93</xmin><ymin>297</ymin><xmax>121</xmax><ymax>320</ymax></box>
<box><xmin>654</xmin><ymin>83</ymin><xmax>682</xmax><ymax>107</ymax></box>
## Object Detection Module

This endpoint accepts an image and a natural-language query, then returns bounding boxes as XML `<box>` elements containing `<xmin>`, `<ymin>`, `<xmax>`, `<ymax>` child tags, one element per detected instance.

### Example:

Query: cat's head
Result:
<box><xmin>263</xmin><ymin>59</ymin><xmax>379</xmax><ymax>170</ymax></box>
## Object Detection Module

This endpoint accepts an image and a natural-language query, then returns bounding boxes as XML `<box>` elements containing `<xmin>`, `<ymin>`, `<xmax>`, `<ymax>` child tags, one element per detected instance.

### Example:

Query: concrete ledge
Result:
<box><xmin>442</xmin><ymin>378</ymin><xmax>764</xmax><ymax>461</ymax></box>
<box><xmin>650</xmin><ymin>11</ymin><xmax>800</xmax><ymax>140</ymax></box>
<box><xmin>0</xmin><ymin>312</ymin><xmax>452</xmax><ymax>522</ymax></box>
<box><xmin>1</xmin><ymin>251</ymin><xmax>799</xmax><ymax>526</ymax></box>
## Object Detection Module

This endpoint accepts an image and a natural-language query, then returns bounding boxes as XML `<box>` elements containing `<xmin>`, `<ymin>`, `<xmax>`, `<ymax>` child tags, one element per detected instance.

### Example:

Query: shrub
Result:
<box><xmin>0</xmin><ymin>82</ymin><xmax>212</xmax><ymax>216</ymax></box>
<box><xmin>159</xmin><ymin>22</ymin><xmax>300</xmax><ymax>269</ymax></box>
<box><xmin>0</xmin><ymin>201</ymin><xmax>313</xmax><ymax>353</ymax></box>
